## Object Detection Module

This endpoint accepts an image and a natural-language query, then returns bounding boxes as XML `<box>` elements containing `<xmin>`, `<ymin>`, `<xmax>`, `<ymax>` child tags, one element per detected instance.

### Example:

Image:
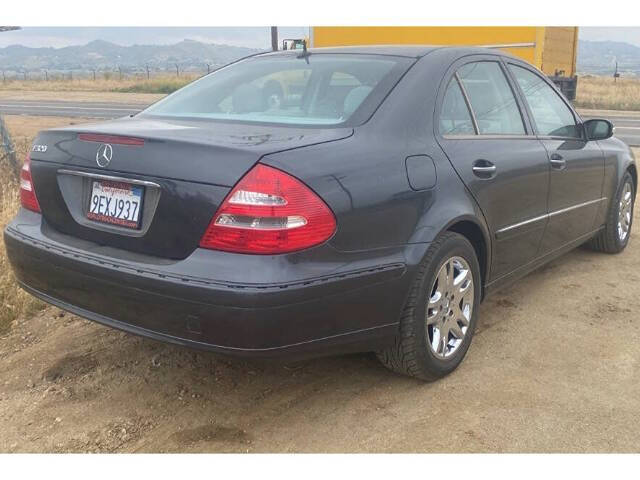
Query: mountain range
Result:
<box><xmin>0</xmin><ymin>39</ymin><xmax>262</xmax><ymax>75</ymax></box>
<box><xmin>578</xmin><ymin>39</ymin><xmax>640</xmax><ymax>75</ymax></box>
<box><xmin>1</xmin><ymin>38</ymin><xmax>640</xmax><ymax>76</ymax></box>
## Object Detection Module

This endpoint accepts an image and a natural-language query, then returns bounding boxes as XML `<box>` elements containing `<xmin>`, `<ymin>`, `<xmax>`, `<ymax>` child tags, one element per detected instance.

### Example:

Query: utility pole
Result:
<box><xmin>614</xmin><ymin>61</ymin><xmax>620</xmax><ymax>83</ymax></box>
<box><xmin>146</xmin><ymin>64</ymin><xmax>150</xmax><ymax>80</ymax></box>
<box><xmin>92</xmin><ymin>69</ymin><xmax>96</xmax><ymax>81</ymax></box>
<box><xmin>175</xmin><ymin>63</ymin><xmax>180</xmax><ymax>77</ymax></box>
<box><xmin>271</xmin><ymin>27</ymin><xmax>278</xmax><ymax>51</ymax></box>
<box><xmin>206</xmin><ymin>63</ymin><xmax>211</xmax><ymax>74</ymax></box>
<box><xmin>118</xmin><ymin>66</ymin><xmax>123</xmax><ymax>81</ymax></box>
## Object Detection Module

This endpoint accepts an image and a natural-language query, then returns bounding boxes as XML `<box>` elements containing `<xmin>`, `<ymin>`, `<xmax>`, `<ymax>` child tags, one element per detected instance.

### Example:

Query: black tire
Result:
<box><xmin>588</xmin><ymin>172</ymin><xmax>635</xmax><ymax>254</ymax></box>
<box><xmin>377</xmin><ymin>232</ymin><xmax>481</xmax><ymax>381</ymax></box>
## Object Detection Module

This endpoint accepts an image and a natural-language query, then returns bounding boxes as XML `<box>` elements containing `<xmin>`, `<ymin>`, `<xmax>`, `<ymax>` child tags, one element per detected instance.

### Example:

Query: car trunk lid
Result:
<box><xmin>29</xmin><ymin>116</ymin><xmax>352</xmax><ymax>259</ymax></box>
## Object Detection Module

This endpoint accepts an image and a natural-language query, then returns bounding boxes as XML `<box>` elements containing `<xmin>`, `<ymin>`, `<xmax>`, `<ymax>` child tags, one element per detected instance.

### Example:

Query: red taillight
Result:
<box><xmin>199</xmin><ymin>164</ymin><xmax>336</xmax><ymax>254</ymax></box>
<box><xmin>20</xmin><ymin>155</ymin><xmax>41</xmax><ymax>213</ymax></box>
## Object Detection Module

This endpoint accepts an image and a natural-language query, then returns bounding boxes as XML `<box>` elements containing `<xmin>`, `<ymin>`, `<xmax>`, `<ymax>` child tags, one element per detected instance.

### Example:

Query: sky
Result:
<box><xmin>1</xmin><ymin>27</ymin><xmax>640</xmax><ymax>49</ymax></box>
<box><xmin>580</xmin><ymin>27</ymin><xmax>640</xmax><ymax>46</ymax></box>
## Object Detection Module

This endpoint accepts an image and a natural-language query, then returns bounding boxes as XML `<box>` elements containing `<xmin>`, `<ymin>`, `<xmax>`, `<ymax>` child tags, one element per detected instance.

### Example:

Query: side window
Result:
<box><xmin>440</xmin><ymin>78</ymin><xmax>475</xmax><ymax>135</ymax></box>
<box><xmin>457</xmin><ymin>62</ymin><xmax>525</xmax><ymax>135</ymax></box>
<box><xmin>508</xmin><ymin>64</ymin><xmax>581</xmax><ymax>138</ymax></box>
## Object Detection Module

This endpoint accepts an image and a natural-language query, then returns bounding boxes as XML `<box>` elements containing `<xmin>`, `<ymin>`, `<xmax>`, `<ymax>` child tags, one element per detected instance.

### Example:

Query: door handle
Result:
<box><xmin>472</xmin><ymin>160</ymin><xmax>497</xmax><ymax>178</ymax></box>
<box><xmin>550</xmin><ymin>153</ymin><xmax>566</xmax><ymax>170</ymax></box>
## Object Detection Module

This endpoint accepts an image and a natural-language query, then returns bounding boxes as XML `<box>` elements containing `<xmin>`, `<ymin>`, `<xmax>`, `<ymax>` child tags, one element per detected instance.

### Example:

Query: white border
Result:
<box><xmin>3</xmin><ymin>0</ymin><xmax>640</xmax><ymax>26</ymax></box>
<box><xmin>1</xmin><ymin>454</ymin><xmax>640</xmax><ymax>479</ymax></box>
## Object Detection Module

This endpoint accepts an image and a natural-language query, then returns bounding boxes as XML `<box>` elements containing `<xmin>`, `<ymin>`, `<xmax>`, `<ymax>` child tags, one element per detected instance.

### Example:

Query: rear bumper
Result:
<box><xmin>4</xmin><ymin>209</ymin><xmax>414</xmax><ymax>358</ymax></box>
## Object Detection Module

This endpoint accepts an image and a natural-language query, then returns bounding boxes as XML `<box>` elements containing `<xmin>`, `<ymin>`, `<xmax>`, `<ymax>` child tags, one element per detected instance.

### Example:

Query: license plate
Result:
<box><xmin>87</xmin><ymin>180</ymin><xmax>144</xmax><ymax>229</ymax></box>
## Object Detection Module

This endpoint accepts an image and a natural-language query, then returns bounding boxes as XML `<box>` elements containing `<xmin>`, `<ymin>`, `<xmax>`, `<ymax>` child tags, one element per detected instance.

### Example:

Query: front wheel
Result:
<box><xmin>588</xmin><ymin>172</ymin><xmax>635</xmax><ymax>253</ymax></box>
<box><xmin>377</xmin><ymin>232</ymin><xmax>481</xmax><ymax>381</ymax></box>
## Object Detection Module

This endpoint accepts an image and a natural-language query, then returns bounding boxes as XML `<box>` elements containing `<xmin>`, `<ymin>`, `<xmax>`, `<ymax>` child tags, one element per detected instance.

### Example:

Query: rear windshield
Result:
<box><xmin>141</xmin><ymin>53</ymin><xmax>413</xmax><ymax>127</ymax></box>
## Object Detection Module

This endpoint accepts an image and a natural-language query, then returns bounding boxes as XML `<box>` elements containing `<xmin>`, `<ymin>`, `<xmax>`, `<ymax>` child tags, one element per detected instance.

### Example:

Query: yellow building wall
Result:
<box><xmin>312</xmin><ymin>26</ymin><xmax>577</xmax><ymax>76</ymax></box>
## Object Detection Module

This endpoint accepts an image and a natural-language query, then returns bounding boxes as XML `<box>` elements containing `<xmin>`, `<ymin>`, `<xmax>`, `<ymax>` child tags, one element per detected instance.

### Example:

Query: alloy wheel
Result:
<box><xmin>618</xmin><ymin>181</ymin><xmax>634</xmax><ymax>242</ymax></box>
<box><xmin>426</xmin><ymin>256</ymin><xmax>474</xmax><ymax>359</ymax></box>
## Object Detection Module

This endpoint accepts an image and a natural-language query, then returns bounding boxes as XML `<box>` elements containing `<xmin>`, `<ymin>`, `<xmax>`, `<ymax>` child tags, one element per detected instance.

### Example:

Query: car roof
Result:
<box><xmin>259</xmin><ymin>45</ymin><xmax>517</xmax><ymax>59</ymax></box>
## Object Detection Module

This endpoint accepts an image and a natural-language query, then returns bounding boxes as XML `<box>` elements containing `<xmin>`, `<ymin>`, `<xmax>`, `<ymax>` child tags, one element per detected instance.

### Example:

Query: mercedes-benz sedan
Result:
<box><xmin>5</xmin><ymin>46</ymin><xmax>636</xmax><ymax>380</ymax></box>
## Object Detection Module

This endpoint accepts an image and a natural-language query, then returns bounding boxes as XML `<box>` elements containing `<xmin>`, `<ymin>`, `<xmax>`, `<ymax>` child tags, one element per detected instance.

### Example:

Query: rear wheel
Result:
<box><xmin>377</xmin><ymin>232</ymin><xmax>481</xmax><ymax>381</ymax></box>
<box><xmin>588</xmin><ymin>172</ymin><xmax>635</xmax><ymax>253</ymax></box>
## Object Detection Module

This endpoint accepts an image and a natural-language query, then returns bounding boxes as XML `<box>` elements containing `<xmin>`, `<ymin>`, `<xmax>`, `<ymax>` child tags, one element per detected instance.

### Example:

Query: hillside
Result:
<box><xmin>0</xmin><ymin>39</ymin><xmax>262</xmax><ymax>75</ymax></box>
<box><xmin>578</xmin><ymin>39</ymin><xmax>640</xmax><ymax>76</ymax></box>
<box><xmin>2</xmin><ymin>37</ymin><xmax>640</xmax><ymax>77</ymax></box>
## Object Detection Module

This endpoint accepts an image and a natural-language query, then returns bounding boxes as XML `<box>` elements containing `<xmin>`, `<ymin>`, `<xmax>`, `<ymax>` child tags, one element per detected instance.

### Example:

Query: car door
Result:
<box><xmin>506</xmin><ymin>62</ymin><xmax>606</xmax><ymax>254</ymax></box>
<box><xmin>436</xmin><ymin>56</ymin><xmax>550</xmax><ymax>280</ymax></box>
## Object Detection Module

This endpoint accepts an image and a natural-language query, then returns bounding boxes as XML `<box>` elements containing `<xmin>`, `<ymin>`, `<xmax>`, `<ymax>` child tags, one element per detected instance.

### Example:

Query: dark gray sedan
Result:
<box><xmin>5</xmin><ymin>46</ymin><xmax>636</xmax><ymax>380</ymax></box>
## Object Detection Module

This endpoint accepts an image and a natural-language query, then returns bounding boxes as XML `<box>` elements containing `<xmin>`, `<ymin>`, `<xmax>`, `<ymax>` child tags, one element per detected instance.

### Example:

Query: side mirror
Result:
<box><xmin>584</xmin><ymin>118</ymin><xmax>614</xmax><ymax>141</ymax></box>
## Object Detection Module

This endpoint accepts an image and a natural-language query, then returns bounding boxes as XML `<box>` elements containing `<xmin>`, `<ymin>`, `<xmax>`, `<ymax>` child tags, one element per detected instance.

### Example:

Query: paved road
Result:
<box><xmin>1</xmin><ymin>98</ymin><xmax>639</xmax><ymax>146</ymax></box>
<box><xmin>0</xmin><ymin>99</ymin><xmax>143</xmax><ymax>119</ymax></box>
<box><xmin>580</xmin><ymin>113</ymin><xmax>640</xmax><ymax>147</ymax></box>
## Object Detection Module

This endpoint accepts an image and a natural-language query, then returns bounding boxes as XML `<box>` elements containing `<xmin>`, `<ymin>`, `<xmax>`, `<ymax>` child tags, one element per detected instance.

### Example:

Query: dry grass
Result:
<box><xmin>0</xmin><ymin>74</ymin><xmax>198</xmax><ymax>95</ymax></box>
<box><xmin>576</xmin><ymin>76</ymin><xmax>640</xmax><ymax>111</ymax></box>
<box><xmin>3</xmin><ymin>115</ymin><xmax>97</xmax><ymax>146</ymax></box>
<box><xmin>0</xmin><ymin>116</ymin><xmax>91</xmax><ymax>333</ymax></box>
<box><xmin>0</xmin><ymin>141</ymin><xmax>43</xmax><ymax>333</ymax></box>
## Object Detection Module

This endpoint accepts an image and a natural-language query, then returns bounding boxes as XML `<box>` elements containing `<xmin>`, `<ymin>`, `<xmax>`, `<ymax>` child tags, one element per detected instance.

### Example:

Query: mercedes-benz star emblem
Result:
<box><xmin>96</xmin><ymin>144</ymin><xmax>113</xmax><ymax>168</ymax></box>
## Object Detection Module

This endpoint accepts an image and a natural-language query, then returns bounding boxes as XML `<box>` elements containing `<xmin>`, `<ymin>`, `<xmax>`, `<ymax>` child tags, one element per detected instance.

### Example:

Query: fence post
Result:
<box><xmin>0</xmin><ymin>114</ymin><xmax>19</xmax><ymax>179</ymax></box>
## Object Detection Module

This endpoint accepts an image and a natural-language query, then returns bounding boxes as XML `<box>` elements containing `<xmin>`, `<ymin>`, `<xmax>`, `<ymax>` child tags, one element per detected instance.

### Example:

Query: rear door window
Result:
<box><xmin>440</xmin><ymin>78</ymin><xmax>476</xmax><ymax>135</ymax></box>
<box><xmin>508</xmin><ymin>64</ymin><xmax>581</xmax><ymax>138</ymax></box>
<box><xmin>457</xmin><ymin>62</ymin><xmax>526</xmax><ymax>135</ymax></box>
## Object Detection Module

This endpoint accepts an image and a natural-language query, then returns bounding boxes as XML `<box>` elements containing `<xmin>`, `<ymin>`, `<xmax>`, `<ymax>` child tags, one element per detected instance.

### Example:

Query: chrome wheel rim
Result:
<box><xmin>426</xmin><ymin>256</ymin><xmax>474</xmax><ymax>359</ymax></box>
<box><xmin>618</xmin><ymin>182</ymin><xmax>633</xmax><ymax>242</ymax></box>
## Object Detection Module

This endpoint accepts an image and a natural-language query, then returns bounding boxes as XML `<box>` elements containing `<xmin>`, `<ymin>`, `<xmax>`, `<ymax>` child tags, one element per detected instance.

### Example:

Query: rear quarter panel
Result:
<box><xmin>262</xmin><ymin>50</ymin><xmax>491</xmax><ymax>267</ymax></box>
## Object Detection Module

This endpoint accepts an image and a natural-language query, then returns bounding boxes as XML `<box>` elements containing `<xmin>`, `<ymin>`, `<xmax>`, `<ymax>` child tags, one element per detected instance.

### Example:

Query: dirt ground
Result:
<box><xmin>0</xmin><ymin>112</ymin><xmax>638</xmax><ymax>452</ymax></box>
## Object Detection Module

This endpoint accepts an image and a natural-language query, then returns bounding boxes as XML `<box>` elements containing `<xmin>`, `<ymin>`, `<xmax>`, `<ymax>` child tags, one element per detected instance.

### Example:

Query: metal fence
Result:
<box><xmin>0</xmin><ymin>64</ymin><xmax>221</xmax><ymax>83</ymax></box>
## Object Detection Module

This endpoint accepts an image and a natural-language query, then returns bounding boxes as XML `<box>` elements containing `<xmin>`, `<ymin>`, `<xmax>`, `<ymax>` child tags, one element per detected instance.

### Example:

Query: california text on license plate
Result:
<box><xmin>87</xmin><ymin>180</ymin><xmax>144</xmax><ymax>229</ymax></box>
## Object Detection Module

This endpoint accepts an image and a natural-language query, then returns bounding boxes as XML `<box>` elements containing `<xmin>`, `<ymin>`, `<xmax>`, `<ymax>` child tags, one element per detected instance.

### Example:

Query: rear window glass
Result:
<box><xmin>142</xmin><ymin>53</ymin><xmax>413</xmax><ymax>127</ymax></box>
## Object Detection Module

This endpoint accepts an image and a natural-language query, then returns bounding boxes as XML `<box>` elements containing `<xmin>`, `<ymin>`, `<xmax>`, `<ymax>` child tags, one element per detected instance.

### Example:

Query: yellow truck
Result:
<box><xmin>304</xmin><ymin>27</ymin><xmax>579</xmax><ymax>100</ymax></box>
